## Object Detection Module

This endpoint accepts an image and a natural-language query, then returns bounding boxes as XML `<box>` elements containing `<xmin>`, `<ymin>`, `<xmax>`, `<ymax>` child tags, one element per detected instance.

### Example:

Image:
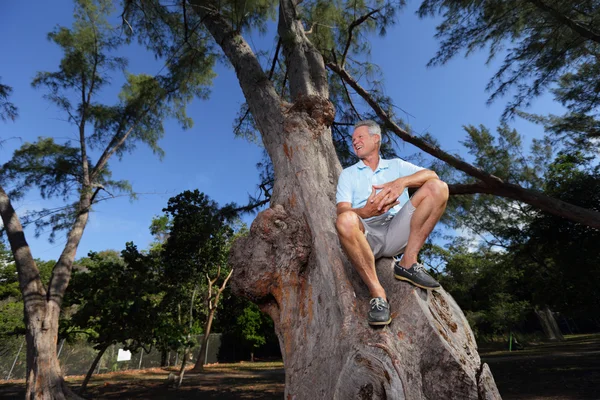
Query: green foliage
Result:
<box><xmin>0</xmin><ymin>78</ymin><xmax>18</xmax><ymax>122</ymax></box>
<box><xmin>148</xmin><ymin>190</ymin><xmax>236</xmax><ymax>355</ymax></box>
<box><xmin>235</xmin><ymin>303</ymin><xmax>268</xmax><ymax>350</ymax></box>
<box><xmin>444</xmin><ymin>124</ymin><xmax>552</xmax><ymax>242</ymax></box>
<box><xmin>216</xmin><ymin>291</ymin><xmax>279</xmax><ymax>361</ymax></box>
<box><xmin>428</xmin><ymin>240</ymin><xmax>532</xmax><ymax>336</ymax></box>
<box><xmin>63</xmin><ymin>244</ymin><xmax>162</xmax><ymax>351</ymax></box>
<box><xmin>161</xmin><ymin>190</ymin><xmax>233</xmax><ymax>282</ymax></box>
<box><xmin>519</xmin><ymin>153</ymin><xmax>600</xmax><ymax>317</ymax></box>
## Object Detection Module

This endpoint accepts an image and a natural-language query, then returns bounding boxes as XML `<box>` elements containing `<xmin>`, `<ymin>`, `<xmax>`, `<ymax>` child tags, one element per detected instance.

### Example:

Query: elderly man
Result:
<box><xmin>336</xmin><ymin>120</ymin><xmax>449</xmax><ymax>326</ymax></box>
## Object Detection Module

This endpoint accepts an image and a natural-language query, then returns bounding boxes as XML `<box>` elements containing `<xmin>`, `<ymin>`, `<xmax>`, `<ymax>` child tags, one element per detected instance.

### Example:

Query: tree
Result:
<box><xmin>123</xmin><ymin>1</ymin><xmax>503</xmax><ymax>398</ymax></box>
<box><xmin>216</xmin><ymin>293</ymin><xmax>279</xmax><ymax>362</ymax></box>
<box><xmin>0</xmin><ymin>1</ymin><xmax>212</xmax><ymax>397</ymax></box>
<box><xmin>235</xmin><ymin>303</ymin><xmax>269</xmax><ymax>362</ymax></box>
<box><xmin>155</xmin><ymin>190</ymin><xmax>234</xmax><ymax>374</ymax></box>
<box><xmin>418</xmin><ymin>0</ymin><xmax>600</xmax><ymax>153</ymax></box>
<box><xmin>432</xmin><ymin>128</ymin><xmax>600</xmax><ymax>340</ymax></box>
<box><xmin>64</xmin><ymin>246</ymin><xmax>161</xmax><ymax>393</ymax></box>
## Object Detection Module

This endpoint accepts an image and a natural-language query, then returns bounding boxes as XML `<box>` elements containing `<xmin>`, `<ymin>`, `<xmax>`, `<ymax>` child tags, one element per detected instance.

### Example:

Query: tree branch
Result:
<box><xmin>341</xmin><ymin>8</ymin><xmax>382</xmax><ymax>68</ymax></box>
<box><xmin>0</xmin><ymin>184</ymin><xmax>45</xmax><ymax>304</ymax></box>
<box><xmin>278</xmin><ymin>0</ymin><xmax>329</xmax><ymax>99</ymax></box>
<box><xmin>189</xmin><ymin>0</ymin><xmax>283</xmax><ymax>139</ymax></box>
<box><xmin>527</xmin><ymin>0</ymin><xmax>600</xmax><ymax>45</ymax></box>
<box><xmin>91</xmin><ymin>126</ymin><xmax>135</xmax><ymax>181</ymax></box>
<box><xmin>327</xmin><ymin>62</ymin><xmax>504</xmax><ymax>185</ymax></box>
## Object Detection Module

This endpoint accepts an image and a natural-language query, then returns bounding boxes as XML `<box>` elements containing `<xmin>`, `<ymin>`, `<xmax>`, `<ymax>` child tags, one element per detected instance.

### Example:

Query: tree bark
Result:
<box><xmin>192</xmin><ymin>0</ymin><xmax>501</xmax><ymax>397</ymax></box>
<box><xmin>535</xmin><ymin>307</ymin><xmax>564</xmax><ymax>341</ymax></box>
<box><xmin>79</xmin><ymin>344</ymin><xmax>108</xmax><ymax>394</ymax></box>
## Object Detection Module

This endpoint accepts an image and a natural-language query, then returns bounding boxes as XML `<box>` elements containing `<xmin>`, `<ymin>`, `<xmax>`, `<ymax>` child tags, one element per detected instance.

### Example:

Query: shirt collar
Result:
<box><xmin>357</xmin><ymin>156</ymin><xmax>390</xmax><ymax>171</ymax></box>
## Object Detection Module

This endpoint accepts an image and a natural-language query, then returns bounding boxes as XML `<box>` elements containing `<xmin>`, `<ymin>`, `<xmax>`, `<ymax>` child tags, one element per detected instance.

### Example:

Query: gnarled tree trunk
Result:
<box><xmin>191</xmin><ymin>0</ymin><xmax>502</xmax><ymax>397</ymax></box>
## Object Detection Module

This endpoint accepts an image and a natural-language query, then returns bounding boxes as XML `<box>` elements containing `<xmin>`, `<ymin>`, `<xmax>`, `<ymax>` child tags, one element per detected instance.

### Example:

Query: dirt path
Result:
<box><xmin>1</xmin><ymin>335</ymin><xmax>598</xmax><ymax>399</ymax></box>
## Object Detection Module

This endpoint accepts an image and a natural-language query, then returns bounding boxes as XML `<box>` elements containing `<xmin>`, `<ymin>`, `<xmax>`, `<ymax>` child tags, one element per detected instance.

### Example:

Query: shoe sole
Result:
<box><xmin>394</xmin><ymin>273</ymin><xmax>440</xmax><ymax>290</ymax></box>
<box><xmin>368</xmin><ymin>318</ymin><xmax>392</xmax><ymax>326</ymax></box>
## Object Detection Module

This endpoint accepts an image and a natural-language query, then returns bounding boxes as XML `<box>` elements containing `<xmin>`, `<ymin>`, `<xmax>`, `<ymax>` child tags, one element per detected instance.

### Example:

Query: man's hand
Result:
<box><xmin>361</xmin><ymin>187</ymin><xmax>399</xmax><ymax>218</ymax></box>
<box><xmin>372</xmin><ymin>180</ymin><xmax>406</xmax><ymax>211</ymax></box>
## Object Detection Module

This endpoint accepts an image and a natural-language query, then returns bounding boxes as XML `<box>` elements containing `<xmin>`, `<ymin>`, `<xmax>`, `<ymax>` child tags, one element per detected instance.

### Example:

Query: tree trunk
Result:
<box><xmin>176</xmin><ymin>347</ymin><xmax>190</xmax><ymax>389</ymax></box>
<box><xmin>24</xmin><ymin>304</ymin><xmax>81</xmax><ymax>400</ymax></box>
<box><xmin>191</xmin><ymin>311</ymin><xmax>215</xmax><ymax>372</ymax></box>
<box><xmin>535</xmin><ymin>307</ymin><xmax>564</xmax><ymax>341</ymax></box>
<box><xmin>79</xmin><ymin>344</ymin><xmax>108</xmax><ymax>394</ymax></box>
<box><xmin>192</xmin><ymin>0</ymin><xmax>502</xmax><ymax>397</ymax></box>
<box><xmin>192</xmin><ymin>267</ymin><xmax>232</xmax><ymax>372</ymax></box>
<box><xmin>160</xmin><ymin>349</ymin><xmax>168</xmax><ymax>367</ymax></box>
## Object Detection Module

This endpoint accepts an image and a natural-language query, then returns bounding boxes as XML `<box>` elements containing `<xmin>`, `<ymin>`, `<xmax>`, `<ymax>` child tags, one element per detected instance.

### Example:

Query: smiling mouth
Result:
<box><xmin>355</xmin><ymin>145</ymin><xmax>363</xmax><ymax>151</ymax></box>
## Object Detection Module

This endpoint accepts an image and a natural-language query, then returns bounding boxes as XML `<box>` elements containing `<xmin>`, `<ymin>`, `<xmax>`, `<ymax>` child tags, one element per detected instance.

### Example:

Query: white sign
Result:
<box><xmin>117</xmin><ymin>349</ymin><xmax>132</xmax><ymax>362</ymax></box>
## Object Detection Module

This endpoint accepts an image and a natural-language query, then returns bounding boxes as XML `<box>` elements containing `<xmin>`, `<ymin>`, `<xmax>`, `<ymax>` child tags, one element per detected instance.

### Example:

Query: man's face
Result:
<box><xmin>352</xmin><ymin>126</ymin><xmax>379</xmax><ymax>159</ymax></box>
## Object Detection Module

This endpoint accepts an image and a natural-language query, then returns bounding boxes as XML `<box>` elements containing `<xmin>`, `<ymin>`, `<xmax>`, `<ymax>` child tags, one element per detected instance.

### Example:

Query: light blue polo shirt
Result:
<box><xmin>336</xmin><ymin>157</ymin><xmax>424</xmax><ymax>218</ymax></box>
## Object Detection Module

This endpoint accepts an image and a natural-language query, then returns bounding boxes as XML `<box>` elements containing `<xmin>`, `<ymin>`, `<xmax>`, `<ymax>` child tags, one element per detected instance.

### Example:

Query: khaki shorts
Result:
<box><xmin>359</xmin><ymin>200</ymin><xmax>416</xmax><ymax>259</ymax></box>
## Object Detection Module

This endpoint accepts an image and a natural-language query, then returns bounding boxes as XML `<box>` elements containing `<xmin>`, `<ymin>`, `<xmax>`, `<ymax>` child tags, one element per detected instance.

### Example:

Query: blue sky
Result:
<box><xmin>0</xmin><ymin>1</ymin><xmax>564</xmax><ymax>261</ymax></box>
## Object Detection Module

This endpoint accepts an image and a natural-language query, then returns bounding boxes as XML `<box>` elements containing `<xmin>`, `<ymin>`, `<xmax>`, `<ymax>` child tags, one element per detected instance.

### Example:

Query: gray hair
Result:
<box><xmin>354</xmin><ymin>120</ymin><xmax>381</xmax><ymax>137</ymax></box>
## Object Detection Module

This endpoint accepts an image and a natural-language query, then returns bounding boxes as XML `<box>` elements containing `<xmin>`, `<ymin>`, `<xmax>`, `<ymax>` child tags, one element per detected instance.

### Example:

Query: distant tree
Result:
<box><xmin>235</xmin><ymin>304</ymin><xmax>268</xmax><ymax>362</ymax></box>
<box><xmin>429</xmin><ymin>241</ymin><xmax>531</xmax><ymax>338</ymax></box>
<box><xmin>215</xmin><ymin>292</ymin><xmax>279</xmax><ymax>362</ymax></box>
<box><xmin>431</xmin><ymin>130</ymin><xmax>600</xmax><ymax>339</ymax></box>
<box><xmin>0</xmin><ymin>0</ymin><xmax>212</xmax><ymax>397</ymax></box>
<box><xmin>520</xmin><ymin>153</ymin><xmax>600</xmax><ymax>319</ymax></box>
<box><xmin>156</xmin><ymin>190</ymin><xmax>234</xmax><ymax>375</ymax></box>
<box><xmin>64</xmin><ymin>245</ymin><xmax>162</xmax><ymax>393</ymax></box>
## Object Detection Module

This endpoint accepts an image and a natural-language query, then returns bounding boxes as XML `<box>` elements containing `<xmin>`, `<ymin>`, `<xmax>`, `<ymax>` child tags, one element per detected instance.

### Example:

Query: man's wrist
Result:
<box><xmin>354</xmin><ymin>207</ymin><xmax>369</xmax><ymax>219</ymax></box>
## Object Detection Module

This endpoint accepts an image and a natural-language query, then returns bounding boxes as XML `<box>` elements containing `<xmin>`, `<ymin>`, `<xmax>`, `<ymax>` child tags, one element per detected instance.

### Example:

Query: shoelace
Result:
<box><xmin>370</xmin><ymin>298</ymin><xmax>387</xmax><ymax>311</ymax></box>
<box><xmin>413</xmin><ymin>263</ymin><xmax>425</xmax><ymax>273</ymax></box>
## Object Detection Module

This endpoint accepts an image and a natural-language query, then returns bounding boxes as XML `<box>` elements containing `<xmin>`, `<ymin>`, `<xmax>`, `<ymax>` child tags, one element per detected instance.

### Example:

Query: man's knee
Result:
<box><xmin>336</xmin><ymin>211</ymin><xmax>361</xmax><ymax>236</ymax></box>
<box><xmin>424</xmin><ymin>179</ymin><xmax>449</xmax><ymax>202</ymax></box>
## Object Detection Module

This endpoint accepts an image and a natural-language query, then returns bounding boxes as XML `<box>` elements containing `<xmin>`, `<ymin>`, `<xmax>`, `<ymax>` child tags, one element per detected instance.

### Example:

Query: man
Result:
<box><xmin>336</xmin><ymin>120</ymin><xmax>449</xmax><ymax>326</ymax></box>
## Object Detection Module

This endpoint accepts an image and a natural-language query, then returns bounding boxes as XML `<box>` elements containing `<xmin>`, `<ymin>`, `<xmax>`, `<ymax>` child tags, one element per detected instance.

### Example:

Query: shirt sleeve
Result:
<box><xmin>396</xmin><ymin>158</ymin><xmax>425</xmax><ymax>177</ymax></box>
<box><xmin>336</xmin><ymin>169</ymin><xmax>353</xmax><ymax>205</ymax></box>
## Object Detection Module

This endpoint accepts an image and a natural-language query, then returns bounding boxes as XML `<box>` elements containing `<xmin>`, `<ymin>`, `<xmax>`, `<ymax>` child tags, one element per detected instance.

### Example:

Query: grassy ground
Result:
<box><xmin>1</xmin><ymin>334</ymin><xmax>598</xmax><ymax>399</ymax></box>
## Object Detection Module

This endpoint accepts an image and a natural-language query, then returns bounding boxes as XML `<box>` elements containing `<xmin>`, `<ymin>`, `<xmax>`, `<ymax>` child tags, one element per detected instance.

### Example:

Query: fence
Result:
<box><xmin>1</xmin><ymin>334</ymin><xmax>221</xmax><ymax>381</ymax></box>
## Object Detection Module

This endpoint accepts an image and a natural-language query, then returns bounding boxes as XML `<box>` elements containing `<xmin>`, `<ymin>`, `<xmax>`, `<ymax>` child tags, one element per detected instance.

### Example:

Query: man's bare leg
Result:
<box><xmin>336</xmin><ymin>211</ymin><xmax>386</xmax><ymax>300</ymax></box>
<box><xmin>397</xmin><ymin>179</ymin><xmax>449</xmax><ymax>269</ymax></box>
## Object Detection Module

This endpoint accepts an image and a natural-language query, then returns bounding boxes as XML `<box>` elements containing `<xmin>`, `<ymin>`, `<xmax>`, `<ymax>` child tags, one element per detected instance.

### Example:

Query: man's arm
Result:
<box><xmin>372</xmin><ymin>169</ymin><xmax>440</xmax><ymax>211</ymax></box>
